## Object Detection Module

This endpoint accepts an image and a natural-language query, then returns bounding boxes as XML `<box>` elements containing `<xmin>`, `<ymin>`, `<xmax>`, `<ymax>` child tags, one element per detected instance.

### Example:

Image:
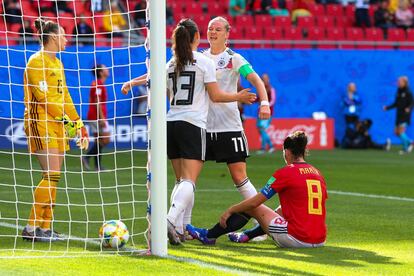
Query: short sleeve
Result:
<box><xmin>260</xmin><ymin>168</ymin><xmax>289</xmax><ymax>199</ymax></box>
<box><xmin>260</xmin><ymin>175</ymin><xmax>277</xmax><ymax>199</ymax></box>
<box><xmin>233</xmin><ymin>53</ymin><xmax>254</xmax><ymax>78</ymax></box>
<box><xmin>203</xmin><ymin>58</ymin><xmax>216</xmax><ymax>84</ymax></box>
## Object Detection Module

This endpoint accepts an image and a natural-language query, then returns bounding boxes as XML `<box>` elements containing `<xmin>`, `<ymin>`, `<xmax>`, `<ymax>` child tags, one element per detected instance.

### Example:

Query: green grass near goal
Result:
<box><xmin>0</xmin><ymin>149</ymin><xmax>413</xmax><ymax>275</ymax></box>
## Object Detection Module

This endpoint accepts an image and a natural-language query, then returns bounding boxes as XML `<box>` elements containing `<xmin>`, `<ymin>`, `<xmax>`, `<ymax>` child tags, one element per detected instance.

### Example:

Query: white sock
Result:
<box><xmin>170</xmin><ymin>179</ymin><xmax>181</xmax><ymax>204</ymax></box>
<box><xmin>25</xmin><ymin>224</ymin><xmax>36</xmax><ymax>232</ymax></box>
<box><xmin>236</xmin><ymin>178</ymin><xmax>257</xmax><ymax>199</ymax></box>
<box><xmin>183</xmin><ymin>190</ymin><xmax>195</xmax><ymax>228</ymax></box>
<box><xmin>167</xmin><ymin>179</ymin><xmax>195</xmax><ymax>227</ymax></box>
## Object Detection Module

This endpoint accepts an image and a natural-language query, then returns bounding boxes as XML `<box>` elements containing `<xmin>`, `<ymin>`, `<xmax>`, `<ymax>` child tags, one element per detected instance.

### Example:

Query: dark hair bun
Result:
<box><xmin>34</xmin><ymin>18</ymin><xmax>46</xmax><ymax>33</ymax></box>
<box><xmin>283</xmin><ymin>131</ymin><xmax>308</xmax><ymax>157</ymax></box>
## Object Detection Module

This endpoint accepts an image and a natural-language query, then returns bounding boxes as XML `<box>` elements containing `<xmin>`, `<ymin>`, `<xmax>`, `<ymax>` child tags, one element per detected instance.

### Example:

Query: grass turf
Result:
<box><xmin>0</xmin><ymin>148</ymin><xmax>413</xmax><ymax>275</ymax></box>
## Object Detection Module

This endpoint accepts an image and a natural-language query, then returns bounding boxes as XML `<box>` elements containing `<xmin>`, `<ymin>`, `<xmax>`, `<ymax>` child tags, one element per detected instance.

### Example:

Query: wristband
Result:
<box><xmin>260</xmin><ymin>100</ymin><xmax>269</xmax><ymax>106</ymax></box>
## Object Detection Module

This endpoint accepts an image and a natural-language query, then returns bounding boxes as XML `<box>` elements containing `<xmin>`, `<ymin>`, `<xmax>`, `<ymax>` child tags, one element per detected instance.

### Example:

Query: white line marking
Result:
<box><xmin>0</xmin><ymin>222</ymin><xmax>247</xmax><ymax>274</ymax></box>
<box><xmin>328</xmin><ymin>190</ymin><xmax>414</xmax><ymax>202</ymax></box>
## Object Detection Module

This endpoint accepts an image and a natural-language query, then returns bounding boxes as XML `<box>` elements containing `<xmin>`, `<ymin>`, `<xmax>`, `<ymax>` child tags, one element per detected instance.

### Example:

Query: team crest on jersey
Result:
<box><xmin>217</xmin><ymin>56</ymin><xmax>232</xmax><ymax>69</ymax></box>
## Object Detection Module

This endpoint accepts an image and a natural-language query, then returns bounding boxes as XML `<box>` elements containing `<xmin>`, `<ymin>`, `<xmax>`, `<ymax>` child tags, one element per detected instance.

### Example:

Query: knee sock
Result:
<box><xmin>236</xmin><ymin>178</ymin><xmax>257</xmax><ymax>199</ymax></box>
<box><xmin>28</xmin><ymin>172</ymin><xmax>60</xmax><ymax>230</ymax></box>
<box><xmin>260</xmin><ymin>128</ymin><xmax>272</xmax><ymax>150</ymax></box>
<box><xmin>244</xmin><ymin>223</ymin><xmax>266</xmax><ymax>239</ymax></box>
<box><xmin>96</xmin><ymin>144</ymin><xmax>103</xmax><ymax>168</ymax></box>
<box><xmin>182</xmin><ymin>190</ymin><xmax>195</xmax><ymax>227</ymax></box>
<box><xmin>400</xmin><ymin>132</ymin><xmax>411</xmax><ymax>151</ymax></box>
<box><xmin>207</xmin><ymin>212</ymin><xmax>251</xmax><ymax>239</ymax></box>
<box><xmin>167</xmin><ymin>179</ymin><xmax>194</xmax><ymax>227</ymax></box>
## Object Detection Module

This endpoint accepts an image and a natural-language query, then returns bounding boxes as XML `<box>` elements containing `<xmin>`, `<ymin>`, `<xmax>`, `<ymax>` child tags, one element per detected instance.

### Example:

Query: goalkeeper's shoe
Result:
<box><xmin>167</xmin><ymin>220</ymin><xmax>181</xmax><ymax>246</ymax></box>
<box><xmin>228</xmin><ymin>232</ymin><xmax>250</xmax><ymax>243</ymax></box>
<box><xmin>37</xmin><ymin>229</ymin><xmax>64</xmax><ymax>242</ymax></box>
<box><xmin>21</xmin><ymin>226</ymin><xmax>40</xmax><ymax>241</ymax></box>
<box><xmin>185</xmin><ymin>224</ymin><xmax>216</xmax><ymax>245</ymax></box>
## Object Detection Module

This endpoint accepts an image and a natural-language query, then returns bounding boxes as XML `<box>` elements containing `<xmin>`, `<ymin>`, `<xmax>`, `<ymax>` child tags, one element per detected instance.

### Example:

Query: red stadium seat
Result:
<box><xmin>402</xmin><ymin>29</ymin><xmax>414</xmax><ymax>49</ymax></box>
<box><xmin>284</xmin><ymin>27</ymin><xmax>303</xmax><ymax>49</ymax></box>
<box><xmin>296</xmin><ymin>16</ymin><xmax>315</xmax><ymax>29</ymax></box>
<box><xmin>263</xmin><ymin>27</ymin><xmax>284</xmax><ymax>48</ymax></box>
<box><xmin>308</xmin><ymin>3</ymin><xmax>325</xmax><ymax>16</ymax></box>
<box><xmin>345</xmin><ymin>4</ymin><xmax>356</xmax><ymax>18</ymax></box>
<box><xmin>326</xmin><ymin>4</ymin><xmax>344</xmax><ymax>17</ymax></box>
<box><xmin>58</xmin><ymin>13</ymin><xmax>76</xmax><ymax>34</ymax></box>
<box><xmin>316</xmin><ymin>16</ymin><xmax>335</xmax><ymax>28</ymax></box>
<box><xmin>185</xmin><ymin>3</ymin><xmax>203</xmax><ymax>15</ymax></box>
<box><xmin>229</xmin><ymin>26</ymin><xmax>245</xmax><ymax>48</ymax></box>
<box><xmin>245</xmin><ymin>27</ymin><xmax>263</xmax><ymax>48</ymax></box>
<box><xmin>255</xmin><ymin>15</ymin><xmax>273</xmax><ymax>28</ymax></box>
<box><xmin>170</xmin><ymin>2</ymin><xmax>183</xmax><ymax>14</ymax></box>
<box><xmin>336</xmin><ymin>16</ymin><xmax>354</xmax><ymax>28</ymax></box>
<box><xmin>387</xmin><ymin>28</ymin><xmax>406</xmax><ymax>49</ymax></box>
<box><xmin>234</xmin><ymin>15</ymin><xmax>254</xmax><ymax>26</ymax></box>
<box><xmin>274</xmin><ymin>16</ymin><xmax>291</xmax><ymax>28</ymax></box>
<box><xmin>344</xmin><ymin>28</ymin><xmax>364</xmax><ymax>49</ymax></box>
<box><xmin>326</xmin><ymin>27</ymin><xmax>345</xmax><ymax>49</ymax></box>
<box><xmin>307</xmin><ymin>27</ymin><xmax>325</xmax><ymax>49</ymax></box>
<box><xmin>208</xmin><ymin>2</ymin><xmax>226</xmax><ymax>15</ymax></box>
<box><xmin>363</xmin><ymin>28</ymin><xmax>383</xmax><ymax>49</ymax></box>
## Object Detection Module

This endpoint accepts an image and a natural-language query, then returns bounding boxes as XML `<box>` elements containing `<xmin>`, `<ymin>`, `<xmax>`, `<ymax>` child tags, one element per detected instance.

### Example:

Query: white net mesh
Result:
<box><xmin>0</xmin><ymin>0</ymin><xmax>151</xmax><ymax>257</ymax></box>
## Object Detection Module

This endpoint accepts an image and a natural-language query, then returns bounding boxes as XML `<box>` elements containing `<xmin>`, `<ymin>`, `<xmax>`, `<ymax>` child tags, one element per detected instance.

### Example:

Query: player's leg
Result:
<box><xmin>396</xmin><ymin>123</ymin><xmax>412</xmax><ymax>153</ymax></box>
<box><xmin>227</xmin><ymin>162</ymin><xmax>257</xmax><ymax>199</ymax></box>
<box><xmin>83</xmin><ymin>121</ymin><xmax>98</xmax><ymax>170</ymax></box>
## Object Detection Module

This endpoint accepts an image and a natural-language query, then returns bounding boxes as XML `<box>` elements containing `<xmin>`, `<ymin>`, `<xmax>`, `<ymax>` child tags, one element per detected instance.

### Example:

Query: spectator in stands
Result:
<box><xmin>4</xmin><ymin>0</ymin><xmax>22</xmax><ymax>24</ymax></box>
<box><xmin>91</xmin><ymin>0</ymin><xmax>104</xmax><ymax>12</ymax></box>
<box><xmin>395</xmin><ymin>1</ymin><xmax>413</xmax><ymax>29</ymax></box>
<box><xmin>72</xmin><ymin>15</ymin><xmax>94</xmax><ymax>46</ymax></box>
<box><xmin>18</xmin><ymin>20</ymin><xmax>36</xmax><ymax>45</ymax></box>
<box><xmin>342</xmin><ymin>82</ymin><xmax>362</xmax><ymax>128</ymax></box>
<box><xmin>229</xmin><ymin>0</ymin><xmax>246</xmax><ymax>16</ymax></box>
<box><xmin>37</xmin><ymin>0</ymin><xmax>57</xmax><ymax>15</ymax></box>
<box><xmin>56</xmin><ymin>0</ymin><xmax>73</xmax><ymax>14</ymax></box>
<box><xmin>134</xmin><ymin>0</ymin><xmax>146</xmax><ymax>27</ymax></box>
<box><xmin>374</xmin><ymin>0</ymin><xmax>395</xmax><ymax>31</ymax></box>
<box><xmin>291</xmin><ymin>0</ymin><xmax>312</xmax><ymax>23</ymax></box>
<box><xmin>103</xmin><ymin>1</ymin><xmax>128</xmax><ymax>38</ymax></box>
<box><xmin>355</xmin><ymin>0</ymin><xmax>371</xmax><ymax>27</ymax></box>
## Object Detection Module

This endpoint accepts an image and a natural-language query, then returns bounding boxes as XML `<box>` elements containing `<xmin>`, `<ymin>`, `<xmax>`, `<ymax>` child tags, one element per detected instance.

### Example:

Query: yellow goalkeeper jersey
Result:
<box><xmin>24</xmin><ymin>51</ymin><xmax>80</xmax><ymax>123</ymax></box>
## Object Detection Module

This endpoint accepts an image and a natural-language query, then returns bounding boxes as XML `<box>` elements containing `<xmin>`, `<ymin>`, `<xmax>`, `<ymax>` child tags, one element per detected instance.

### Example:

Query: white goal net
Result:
<box><xmin>0</xmin><ymin>0</ymin><xmax>166</xmax><ymax>257</ymax></box>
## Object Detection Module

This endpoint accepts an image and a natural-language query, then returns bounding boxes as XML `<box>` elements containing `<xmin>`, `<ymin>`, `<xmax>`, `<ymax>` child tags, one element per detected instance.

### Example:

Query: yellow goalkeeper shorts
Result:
<box><xmin>24</xmin><ymin>120</ymin><xmax>70</xmax><ymax>153</ymax></box>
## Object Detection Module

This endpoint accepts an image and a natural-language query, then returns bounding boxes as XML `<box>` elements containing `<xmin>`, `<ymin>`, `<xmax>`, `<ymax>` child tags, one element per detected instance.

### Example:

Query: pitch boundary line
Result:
<box><xmin>0</xmin><ymin>222</ymin><xmax>245</xmax><ymax>274</ymax></box>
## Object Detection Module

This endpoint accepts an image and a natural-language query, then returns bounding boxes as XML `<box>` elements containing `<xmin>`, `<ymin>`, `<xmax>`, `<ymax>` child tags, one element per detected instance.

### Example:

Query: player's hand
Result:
<box><xmin>55</xmin><ymin>114</ymin><xmax>77</xmax><ymax>138</ymax></box>
<box><xmin>99</xmin><ymin>119</ymin><xmax>107</xmax><ymax>129</ymax></box>
<box><xmin>75</xmin><ymin>120</ymin><xmax>89</xmax><ymax>150</ymax></box>
<box><xmin>121</xmin><ymin>81</ymin><xmax>132</xmax><ymax>95</ymax></box>
<box><xmin>219</xmin><ymin>209</ymin><xmax>232</xmax><ymax>228</ymax></box>
<box><xmin>259</xmin><ymin>105</ymin><xmax>271</xmax><ymax>120</ymax></box>
<box><xmin>405</xmin><ymin>107</ymin><xmax>411</xmax><ymax>113</ymax></box>
<box><xmin>237</xmin><ymin>88</ymin><xmax>256</xmax><ymax>104</ymax></box>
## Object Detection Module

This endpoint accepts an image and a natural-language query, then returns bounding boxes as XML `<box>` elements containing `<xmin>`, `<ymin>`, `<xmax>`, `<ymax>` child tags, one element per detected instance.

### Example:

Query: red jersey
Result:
<box><xmin>260</xmin><ymin>162</ymin><xmax>327</xmax><ymax>244</ymax></box>
<box><xmin>87</xmin><ymin>79</ymin><xmax>107</xmax><ymax>120</ymax></box>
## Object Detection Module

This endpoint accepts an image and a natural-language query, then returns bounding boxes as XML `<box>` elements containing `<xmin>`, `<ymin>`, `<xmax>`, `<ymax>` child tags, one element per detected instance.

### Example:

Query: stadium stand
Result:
<box><xmin>1</xmin><ymin>0</ymin><xmax>414</xmax><ymax>49</ymax></box>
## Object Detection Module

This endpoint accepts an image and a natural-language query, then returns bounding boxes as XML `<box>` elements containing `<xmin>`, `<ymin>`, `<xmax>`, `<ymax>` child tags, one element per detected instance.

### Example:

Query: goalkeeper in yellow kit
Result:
<box><xmin>21</xmin><ymin>18</ymin><xmax>89</xmax><ymax>242</ymax></box>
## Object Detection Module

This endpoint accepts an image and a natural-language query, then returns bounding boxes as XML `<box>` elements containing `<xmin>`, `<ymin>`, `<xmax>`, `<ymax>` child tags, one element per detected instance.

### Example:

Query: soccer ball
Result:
<box><xmin>99</xmin><ymin>220</ymin><xmax>129</xmax><ymax>249</ymax></box>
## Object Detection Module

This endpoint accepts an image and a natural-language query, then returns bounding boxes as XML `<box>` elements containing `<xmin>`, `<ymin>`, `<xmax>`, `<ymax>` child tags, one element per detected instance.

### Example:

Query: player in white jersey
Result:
<box><xmin>121</xmin><ymin>19</ymin><xmax>256</xmax><ymax>245</ymax></box>
<box><xmin>178</xmin><ymin>17</ymin><xmax>271</xmax><ymax>231</ymax></box>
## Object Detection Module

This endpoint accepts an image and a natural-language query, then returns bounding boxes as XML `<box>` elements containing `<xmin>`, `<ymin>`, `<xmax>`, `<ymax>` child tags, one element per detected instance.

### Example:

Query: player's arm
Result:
<box><xmin>121</xmin><ymin>74</ymin><xmax>147</xmax><ymax>95</ymax></box>
<box><xmin>383</xmin><ymin>94</ymin><xmax>398</xmax><ymax>111</ymax></box>
<box><xmin>245</xmin><ymin>71</ymin><xmax>271</xmax><ymax>120</ymax></box>
<box><xmin>205</xmin><ymin>82</ymin><xmax>256</xmax><ymax>104</ymax></box>
<box><xmin>26</xmin><ymin>59</ymin><xmax>64</xmax><ymax>118</ymax></box>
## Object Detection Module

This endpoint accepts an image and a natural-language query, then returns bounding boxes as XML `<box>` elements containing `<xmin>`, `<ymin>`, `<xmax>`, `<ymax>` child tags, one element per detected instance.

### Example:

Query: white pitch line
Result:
<box><xmin>0</xmin><ymin>222</ymin><xmax>246</xmax><ymax>274</ymax></box>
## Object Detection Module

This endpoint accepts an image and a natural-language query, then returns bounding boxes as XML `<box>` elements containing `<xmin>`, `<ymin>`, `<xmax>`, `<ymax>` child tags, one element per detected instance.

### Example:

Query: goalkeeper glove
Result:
<box><xmin>75</xmin><ymin>119</ymin><xmax>89</xmax><ymax>150</ymax></box>
<box><xmin>55</xmin><ymin>114</ymin><xmax>77</xmax><ymax>138</ymax></box>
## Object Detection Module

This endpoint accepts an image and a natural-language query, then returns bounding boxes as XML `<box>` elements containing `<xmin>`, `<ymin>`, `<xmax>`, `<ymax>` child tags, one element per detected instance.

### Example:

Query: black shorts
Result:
<box><xmin>167</xmin><ymin>120</ymin><xmax>206</xmax><ymax>161</ymax></box>
<box><xmin>205</xmin><ymin>131</ymin><xmax>249</xmax><ymax>164</ymax></box>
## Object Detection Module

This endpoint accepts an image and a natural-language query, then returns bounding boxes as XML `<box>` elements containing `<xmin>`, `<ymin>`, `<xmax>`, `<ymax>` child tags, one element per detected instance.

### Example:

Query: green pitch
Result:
<box><xmin>0</xmin><ymin>149</ymin><xmax>413</xmax><ymax>275</ymax></box>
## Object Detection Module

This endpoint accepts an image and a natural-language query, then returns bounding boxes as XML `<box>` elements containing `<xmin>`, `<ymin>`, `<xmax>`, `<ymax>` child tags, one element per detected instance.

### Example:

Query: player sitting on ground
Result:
<box><xmin>186</xmin><ymin>131</ymin><xmax>328</xmax><ymax>248</ymax></box>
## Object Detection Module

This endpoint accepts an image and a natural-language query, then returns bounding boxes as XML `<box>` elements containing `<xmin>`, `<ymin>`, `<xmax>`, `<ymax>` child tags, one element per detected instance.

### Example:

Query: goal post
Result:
<box><xmin>148</xmin><ymin>0</ymin><xmax>168</xmax><ymax>257</ymax></box>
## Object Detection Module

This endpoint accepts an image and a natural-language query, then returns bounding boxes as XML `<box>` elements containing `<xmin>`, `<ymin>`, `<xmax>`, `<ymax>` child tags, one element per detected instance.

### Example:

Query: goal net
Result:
<box><xmin>0</xmin><ymin>0</ymin><xmax>167</xmax><ymax>257</ymax></box>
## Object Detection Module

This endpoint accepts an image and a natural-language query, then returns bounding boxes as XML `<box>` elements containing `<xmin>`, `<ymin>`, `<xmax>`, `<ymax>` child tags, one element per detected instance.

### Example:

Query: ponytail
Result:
<box><xmin>172</xmin><ymin>19</ymin><xmax>198</xmax><ymax>76</ymax></box>
<box><xmin>34</xmin><ymin>18</ymin><xmax>60</xmax><ymax>46</ymax></box>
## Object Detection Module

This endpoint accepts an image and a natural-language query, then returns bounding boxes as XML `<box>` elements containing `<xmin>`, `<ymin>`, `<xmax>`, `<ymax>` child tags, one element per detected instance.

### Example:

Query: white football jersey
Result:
<box><xmin>203</xmin><ymin>48</ymin><xmax>251</xmax><ymax>132</ymax></box>
<box><xmin>166</xmin><ymin>51</ymin><xmax>216</xmax><ymax>129</ymax></box>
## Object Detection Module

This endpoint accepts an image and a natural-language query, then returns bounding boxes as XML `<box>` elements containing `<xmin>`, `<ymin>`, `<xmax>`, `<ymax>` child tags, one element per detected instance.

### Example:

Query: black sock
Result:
<box><xmin>206</xmin><ymin>213</ymin><xmax>251</xmax><ymax>239</ymax></box>
<box><xmin>244</xmin><ymin>223</ymin><xmax>266</xmax><ymax>240</ymax></box>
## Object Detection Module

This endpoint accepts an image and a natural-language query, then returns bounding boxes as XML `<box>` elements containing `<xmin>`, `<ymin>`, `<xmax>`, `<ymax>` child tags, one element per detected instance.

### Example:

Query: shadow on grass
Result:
<box><xmin>168</xmin><ymin>241</ymin><xmax>400</xmax><ymax>275</ymax></box>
